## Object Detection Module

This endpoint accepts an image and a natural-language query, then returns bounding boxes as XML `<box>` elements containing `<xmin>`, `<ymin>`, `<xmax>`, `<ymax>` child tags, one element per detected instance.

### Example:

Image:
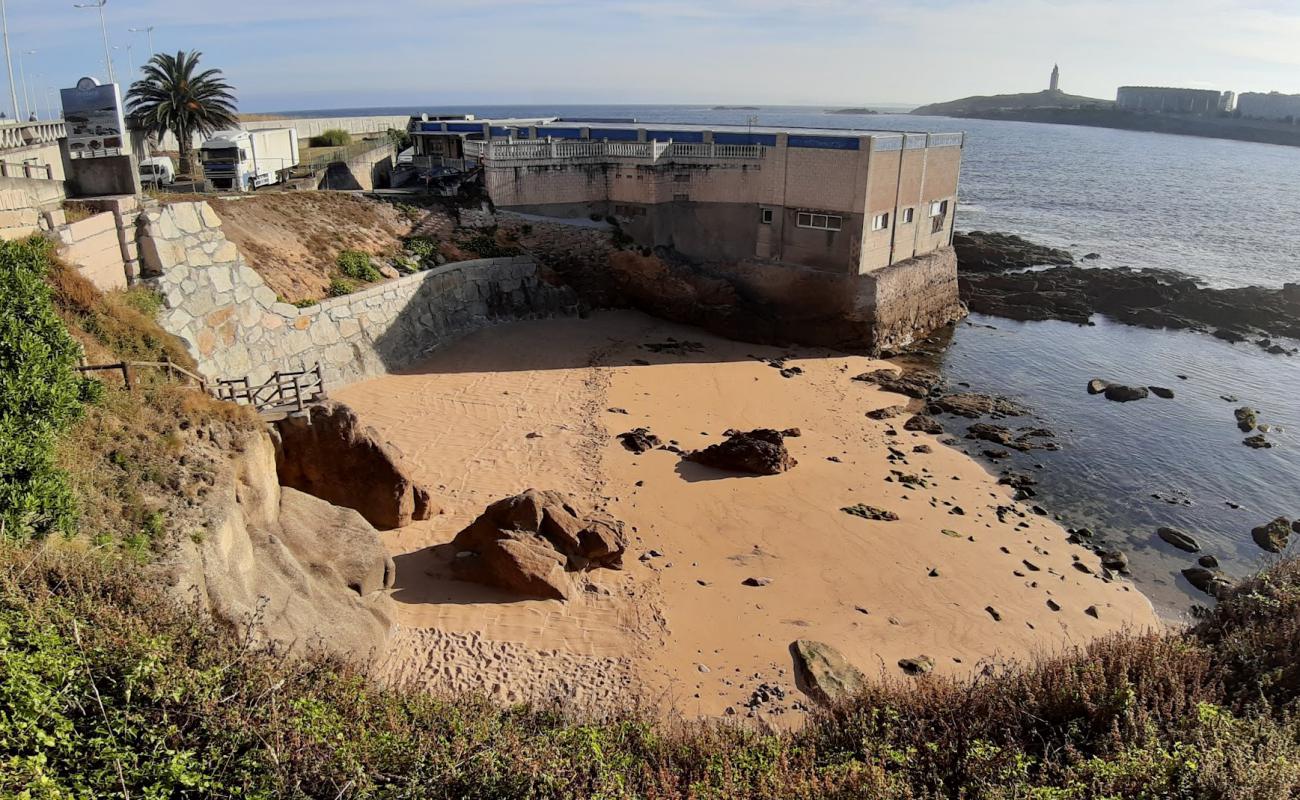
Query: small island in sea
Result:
<box><xmin>825</xmin><ymin>107</ymin><xmax>879</xmax><ymax>115</ymax></box>
<box><xmin>711</xmin><ymin>105</ymin><xmax>760</xmax><ymax>110</ymax></box>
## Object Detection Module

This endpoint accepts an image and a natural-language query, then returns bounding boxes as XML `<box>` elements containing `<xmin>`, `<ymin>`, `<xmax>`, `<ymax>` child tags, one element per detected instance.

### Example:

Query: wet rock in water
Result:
<box><xmin>1157</xmin><ymin>527</ymin><xmax>1201</xmax><ymax>553</ymax></box>
<box><xmin>866</xmin><ymin>404</ymin><xmax>907</xmax><ymax>420</ymax></box>
<box><xmin>983</xmin><ymin>448</ymin><xmax>1011</xmax><ymax>460</ymax></box>
<box><xmin>928</xmin><ymin>393</ymin><xmax>1029</xmax><ymax>419</ymax></box>
<box><xmin>1082</xmin><ymin>252</ymin><xmax>1101</xmax><ymax>260</ymax></box>
<box><xmin>953</xmin><ymin>231</ymin><xmax>1074</xmax><ymax>272</ymax></box>
<box><xmin>618</xmin><ymin>428</ymin><xmax>661</xmax><ymax>454</ymax></box>
<box><xmin>898</xmin><ymin>655</ymin><xmax>936</xmax><ymax>676</ymax></box>
<box><xmin>742</xmin><ymin>576</ymin><xmax>773</xmax><ymax>587</ymax></box>
<box><xmin>685</xmin><ymin>429</ymin><xmax>797</xmax><ymax>475</ymax></box>
<box><xmin>1183</xmin><ymin>566</ymin><xmax>1233</xmax><ymax>598</ymax></box>
<box><xmin>1087</xmin><ymin>379</ymin><xmax>1110</xmax><ymax>395</ymax></box>
<box><xmin>1214</xmin><ymin>329</ymin><xmax>1248</xmax><ymax>344</ymax></box>
<box><xmin>904</xmin><ymin>414</ymin><xmax>944</xmax><ymax>434</ymax></box>
<box><xmin>1235</xmin><ymin>407</ymin><xmax>1258</xmax><ymax>432</ymax></box>
<box><xmin>852</xmin><ymin>368</ymin><xmax>943</xmax><ymax>399</ymax></box>
<box><xmin>789</xmin><ymin>639</ymin><xmax>867</xmax><ymax>706</ymax></box>
<box><xmin>966</xmin><ymin>423</ymin><xmax>1056</xmax><ymax>452</ymax></box>
<box><xmin>450</xmin><ymin>489</ymin><xmax>627</xmax><ymax>600</ymax></box>
<box><xmin>1243</xmin><ymin>434</ymin><xmax>1272</xmax><ymax>449</ymax></box>
<box><xmin>1103</xmin><ymin>384</ymin><xmax>1149</xmax><ymax>402</ymax></box>
<box><xmin>842</xmin><ymin>504</ymin><xmax>899</xmax><ymax>522</ymax></box>
<box><xmin>1148</xmin><ymin>386</ymin><xmax>1175</xmax><ymax>399</ymax></box>
<box><xmin>1295</xmin><ymin>520</ymin><xmax>1300</xmax><ymax>534</ymax></box>
<box><xmin>1198</xmin><ymin>554</ymin><xmax>1220</xmax><ymax>569</ymax></box>
<box><xmin>1099</xmin><ymin>550</ymin><xmax>1129</xmax><ymax>571</ymax></box>
<box><xmin>1251</xmin><ymin>517</ymin><xmax>1294</xmax><ymax>553</ymax></box>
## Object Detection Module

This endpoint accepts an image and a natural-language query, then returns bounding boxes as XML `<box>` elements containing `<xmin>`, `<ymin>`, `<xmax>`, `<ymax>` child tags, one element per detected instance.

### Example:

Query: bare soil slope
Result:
<box><xmin>207</xmin><ymin>193</ymin><xmax>416</xmax><ymax>303</ymax></box>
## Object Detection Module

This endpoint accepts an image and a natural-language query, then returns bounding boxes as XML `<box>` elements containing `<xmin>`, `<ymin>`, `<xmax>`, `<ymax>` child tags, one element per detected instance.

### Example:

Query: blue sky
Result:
<box><xmin>4</xmin><ymin>0</ymin><xmax>1299</xmax><ymax>113</ymax></box>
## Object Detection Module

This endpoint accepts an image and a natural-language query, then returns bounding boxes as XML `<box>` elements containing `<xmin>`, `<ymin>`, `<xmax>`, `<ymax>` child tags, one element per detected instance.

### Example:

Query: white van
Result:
<box><xmin>139</xmin><ymin>156</ymin><xmax>176</xmax><ymax>188</ymax></box>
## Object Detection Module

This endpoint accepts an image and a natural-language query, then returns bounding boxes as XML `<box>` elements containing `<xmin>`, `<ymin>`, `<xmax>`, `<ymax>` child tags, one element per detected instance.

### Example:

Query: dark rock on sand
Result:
<box><xmin>743</xmin><ymin>576</ymin><xmax>773</xmax><ymax>587</ymax></box>
<box><xmin>867</xmin><ymin>405</ymin><xmax>907</xmax><ymax>420</ymax></box>
<box><xmin>1100</xmin><ymin>550</ymin><xmax>1129</xmax><ymax>571</ymax></box>
<box><xmin>618</xmin><ymin>428</ymin><xmax>661</xmax><ymax>454</ymax></box>
<box><xmin>450</xmin><ymin>489</ymin><xmax>627</xmax><ymax>600</ymax></box>
<box><xmin>904</xmin><ymin>414</ymin><xmax>944</xmax><ymax>434</ymax></box>
<box><xmin>842</xmin><ymin>504</ymin><xmax>899</xmax><ymax>522</ymax></box>
<box><xmin>686</xmin><ymin>429</ymin><xmax>797</xmax><ymax>475</ymax></box>
<box><xmin>789</xmin><ymin>640</ymin><xmax>867</xmax><ymax>705</ymax></box>
<box><xmin>852</xmin><ymin>368</ymin><xmax>943</xmax><ymax>399</ymax></box>
<box><xmin>898</xmin><ymin>655</ymin><xmax>936</xmax><ymax>676</ymax></box>
<box><xmin>1157</xmin><ymin>527</ymin><xmax>1200</xmax><ymax>553</ymax></box>
<box><xmin>1251</xmin><ymin>517</ymin><xmax>1294</xmax><ymax>553</ymax></box>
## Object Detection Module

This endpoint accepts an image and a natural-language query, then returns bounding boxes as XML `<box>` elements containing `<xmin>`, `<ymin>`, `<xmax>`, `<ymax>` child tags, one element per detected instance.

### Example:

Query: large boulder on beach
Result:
<box><xmin>1251</xmin><ymin>517</ymin><xmax>1294</xmax><ymax>554</ymax></box>
<box><xmin>274</xmin><ymin>400</ymin><xmax>436</xmax><ymax>530</ymax></box>
<box><xmin>450</xmin><ymin>489</ymin><xmax>627</xmax><ymax>600</ymax></box>
<box><xmin>685</xmin><ymin>429</ymin><xmax>797</xmax><ymax>475</ymax></box>
<box><xmin>790</xmin><ymin>640</ymin><xmax>867</xmax><ymax>705</ymax></box>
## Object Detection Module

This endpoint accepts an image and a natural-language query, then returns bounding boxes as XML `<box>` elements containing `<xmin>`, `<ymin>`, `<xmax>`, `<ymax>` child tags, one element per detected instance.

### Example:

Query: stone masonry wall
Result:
<box><xmin>141</xmin><ymin>202</ymin><xmax>578</xmax><ymax>387</ymax></box>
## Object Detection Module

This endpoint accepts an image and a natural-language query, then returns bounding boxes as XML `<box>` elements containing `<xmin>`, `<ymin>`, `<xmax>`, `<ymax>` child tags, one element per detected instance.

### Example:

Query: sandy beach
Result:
<box><xmin>335</xmin><ymin>310</ymin><xmax>1160</xmax><ymax>720</ymax></box>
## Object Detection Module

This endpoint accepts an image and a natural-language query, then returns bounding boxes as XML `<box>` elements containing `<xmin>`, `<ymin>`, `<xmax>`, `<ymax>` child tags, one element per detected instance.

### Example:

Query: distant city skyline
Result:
<box><xmin>4</xmin><ymin>0</ymin><xmax>1299</xmax><ymax>113</ymax></box>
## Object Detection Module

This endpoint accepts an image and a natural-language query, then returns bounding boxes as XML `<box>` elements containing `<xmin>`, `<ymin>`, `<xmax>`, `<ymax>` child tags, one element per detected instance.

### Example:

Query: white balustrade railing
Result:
<box><xmin>0</xmin><ymin>121</ymin><xmax>67</xmax><ymax>151</ymax></box>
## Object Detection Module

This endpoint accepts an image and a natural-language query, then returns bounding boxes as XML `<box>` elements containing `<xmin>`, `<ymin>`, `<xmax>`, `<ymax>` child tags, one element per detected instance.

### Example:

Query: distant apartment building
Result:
<box><xmin>1236</xmin><ymin>92</ymin><xmax>1300</xmax><ymax>122</ymax></box>
<box><xmin>1116</xmin><ymin>86</ymin><xmax>1235</xmax><ymax>114</ymax></box>
<box><xmin>409</xmin><ymin>118</ymin><xmax>963</xmax><ymax>276</ymax></box>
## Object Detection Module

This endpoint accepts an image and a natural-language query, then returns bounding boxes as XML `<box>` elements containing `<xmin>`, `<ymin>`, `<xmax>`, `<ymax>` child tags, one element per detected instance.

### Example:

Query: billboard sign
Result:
<box><xmin>60</xmin><ymin>77</ymin><xmax>127</xmax><ymax>159</ymax></box>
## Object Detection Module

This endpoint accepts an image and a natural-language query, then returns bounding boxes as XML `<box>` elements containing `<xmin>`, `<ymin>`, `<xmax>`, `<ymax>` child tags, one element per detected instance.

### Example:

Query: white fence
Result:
<box><xmin>0</xmin><ymin>121</ymin><xmax>67</xmax><ymax>151</ymax></box>
<box><xmin>475</xmin><ymin>139</ymin><xmax>766</xmax><ymax>166</ymax></box>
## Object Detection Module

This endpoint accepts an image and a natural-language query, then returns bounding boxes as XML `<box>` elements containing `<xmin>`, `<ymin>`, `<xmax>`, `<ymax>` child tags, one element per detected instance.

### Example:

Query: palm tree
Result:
<box><xmin>126</xmin><ymin>50</ymin><xmax>238</xmax><ymax>177</ymax></box>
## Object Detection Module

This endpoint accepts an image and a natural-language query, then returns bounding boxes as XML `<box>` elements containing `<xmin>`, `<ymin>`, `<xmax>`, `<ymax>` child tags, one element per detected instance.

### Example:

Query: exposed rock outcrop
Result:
<box><xmin>853</xmin><ymin>368</ymin><xmax>944</xmax><ymax>399</ymax></box>
<box><xmin>449</xmin><ymin>489</ymin><xmax>627</xmax><ymax>600</ymax></box>
<box><xmin>275</xmin><ymin>400</ymin><xmax>435</xmax><ymax>530</ymax></box>
<box><xmin>1252</xmin><ymin>517</ymin><xmax>1294</xmax><ymax>554</ymax></box>
<box><xmin>162</xmin><ymin>429</ymin><xmax>396</xmax><ymax>663</ymax></box>
<box><xmin>953</xmin><ymin>231</ymin><xmax>1074</xmax><ymax>273</ymax></box>
<box><xmin>789</xmin><ymin>640</ymin><xmax>867</xmax><ymax>705</ymax></box>
<box><xmin>685</xmin><ymin>429</ymin><xmax>798</xmax><ymax>475</ymax></box>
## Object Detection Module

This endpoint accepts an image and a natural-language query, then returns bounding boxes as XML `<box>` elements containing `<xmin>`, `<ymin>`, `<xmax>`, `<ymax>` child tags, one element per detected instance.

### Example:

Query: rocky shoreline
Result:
<box><xmin>953</xmin><ymin>231</ymin><xmax>1300</xmax><ymax>355</ymax></box>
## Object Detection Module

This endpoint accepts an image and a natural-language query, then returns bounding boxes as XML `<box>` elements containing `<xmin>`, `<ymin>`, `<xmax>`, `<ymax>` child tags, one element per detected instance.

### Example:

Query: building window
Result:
<box><xmin>928</xmin><ymin>199</ymin><xmax>949</xmax><ymax>218</ymax></box>
<box><xmin>673</xmin><ymin>173</ymin><xmax>690</xmax><ymax>182</ymax></box>
<box><xmin>871</xmin><ymin>212</ymin><xmax>890</xmax><ymax>231</ymax></box>
<box><xmin>673</xmin><ymin>193</ymin><xmax>690</xmax><ymax>201</ymax></box>
<box><xmin>901</xmin><ymin>207</ymin><xmax>914</xmax><ymax>224</ymax></box>
<box><xmin>796</xmin><ymin>212</ymin><xmax>842</xmax><ymax>231</ymax></box>
<box><xmin>760</xmin><ymin>208</ymin><xmax>773</xmax><ymax>224</ymax></box>
<box><xmin>931</xmin><ymin>216</ymin><xmax>945</xmax><ymax>234</ymax></box>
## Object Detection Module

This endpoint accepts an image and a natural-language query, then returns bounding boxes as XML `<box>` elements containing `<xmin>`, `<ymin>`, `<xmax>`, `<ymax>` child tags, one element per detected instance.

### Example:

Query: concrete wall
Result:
<box><xmin>0</xmin><ymin>174</ymin><xmax>65</xmax><ymax>241</ymax></box>
<box><xmin>154</xmin><ymin>115</ymin><xmax>410</xmax><ymax>151</ymax></box>
<box><xmin>319</xmin><ymin>142</ymin><xmax>396</xmax><ymax>191</ymax></box>
<box><xmin>62</xmin><ymin>152</ymin><xmax>141</xmax><ymax>197</ymax></box>
<box><xmin>141</xmin><ymin>202</ymin><xmax>578</xmax><ymax>386</ymax></box>
<box><xmin>55</xmin><ymin>211</ymin><xmax>128</xmax><ymax>291</ymax></box>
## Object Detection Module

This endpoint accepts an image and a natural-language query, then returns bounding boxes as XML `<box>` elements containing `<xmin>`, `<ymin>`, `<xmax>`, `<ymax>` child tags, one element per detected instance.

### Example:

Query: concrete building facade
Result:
<box><xmin>1116</xmin><ymin>86</ymin><xmax>1234</xmax><ymax>114</ymax></box>
<box><xmin>413</xmin><ymin>119</ymin><xmax>963</xmax><ymax>277</ymax></box>
<box><xmin>1237</xmin><ymin>92</ymin><xmax>1300</xmax><ymax>122</ymax></box>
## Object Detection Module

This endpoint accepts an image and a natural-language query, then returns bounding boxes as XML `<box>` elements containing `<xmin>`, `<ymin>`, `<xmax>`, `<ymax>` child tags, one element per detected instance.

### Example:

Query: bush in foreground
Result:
<box><xmin>311</xmin><ymin>128</ymin><xmax>352</xmax><ymax>147</ymax></box>
<box><xmin>337</xmin><ymin>249</ymin><xmax>381</xmax><ymax>283</ymax></box>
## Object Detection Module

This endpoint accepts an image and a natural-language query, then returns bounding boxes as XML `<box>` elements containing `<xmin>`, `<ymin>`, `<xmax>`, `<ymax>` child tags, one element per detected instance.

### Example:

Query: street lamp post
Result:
<box><xmin>0</xmin><ymin>0</ymin><xmax>19</xmax><ymax>121</ymax></box>
<box><xmin>128</xmin><ymin>25</ymin><xmax>153</xmax><ymax>60</ymax></box>
<box><xmin>73</xmin><ymin>0</ymin><xmax>113</xmax><ymax>84</ymax></box>
<box><xmin>16</xmin><ymin>48</ymin><xmax>32</xmax><ymax>119</ymax></box>
<box><xmin>114</xmin><ymin>43</ymin><xmax>131</xmax><ymax>78</ymax></box>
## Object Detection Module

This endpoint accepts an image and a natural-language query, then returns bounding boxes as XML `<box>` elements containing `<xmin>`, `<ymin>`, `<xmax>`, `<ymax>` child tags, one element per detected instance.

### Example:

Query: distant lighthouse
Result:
<box><xmin>1050</xmin><ymin>64</ymin><xmax>1060</xmax><ymax>92</ymax></box>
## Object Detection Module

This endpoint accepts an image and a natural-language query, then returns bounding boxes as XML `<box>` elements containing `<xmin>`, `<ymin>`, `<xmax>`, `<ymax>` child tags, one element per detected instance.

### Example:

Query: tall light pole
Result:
<box><xmin>113</xmin><ymin>42</ymin><xmax>131</xmax><ymax>78</ymax></box>
<box><xmin>44</xmin><ymin>86</ymin><xmax>55</xmax><ymax>119</ymax></box>
<box><xmin>0</xmin><ymin>0</ymin><xmax>19</xmax><ymax>121</ymax></box>
<box><xmin>128</xmin><ymin>25</ymin><xmax>153</xmax><ymax>60</ymax></box>
<box><xmin>16</xmin><ymin>48</ymin><xmax>32</xmax><ymax>119</ymax></box>
<box><xmin>73</xmin><ymin>1</ymin><xmax>113</xmax><ymax>84</ymax></box>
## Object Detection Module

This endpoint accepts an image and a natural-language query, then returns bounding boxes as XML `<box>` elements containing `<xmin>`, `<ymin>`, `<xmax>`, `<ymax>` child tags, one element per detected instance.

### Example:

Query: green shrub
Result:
<box><xmin>328</xmin><ymin>277</ymin><xmax>357</xmax><ymax>297</ymax></box>
<box><xmin>335</xmin><ymin>249</ymin><xmax>380</xmax><ymax>282</ymax></box>
<box><xmin>386</xmin><ymin>127</ymin><xmax>411</xmax><ymax>151</ymax></box>
<box><xmin>309</xmin><ymin>128</ymin><xmax>352</xmax><ymax>147</ymax></box>
<box><xmin>0</xmin><ymin>238</ymin><xmax>90</xmax><ymax>539</ymax></box>
<box><xmin>404</xmin><ymin>236</ymin><xmax>438</xmax><ymax>261</ymax></box>
<box><xmin>292</xmin><ymin>297</ymin><xmax>319</xmax><ymax>308</ymax></box>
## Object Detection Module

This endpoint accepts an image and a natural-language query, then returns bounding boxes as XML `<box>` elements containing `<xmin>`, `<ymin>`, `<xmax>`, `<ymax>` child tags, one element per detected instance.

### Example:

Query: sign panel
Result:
<box><xmin>60</xmin><ymin>77</ymin><xmax>127</xmax><ymax>159</ymax></box>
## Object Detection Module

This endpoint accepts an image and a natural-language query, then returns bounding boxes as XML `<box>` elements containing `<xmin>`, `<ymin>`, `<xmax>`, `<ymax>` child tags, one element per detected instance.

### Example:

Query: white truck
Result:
<box><xmin>199</xmin><ymin>128</ymin><xmax>299</xmax><ymax>191</ymax></box>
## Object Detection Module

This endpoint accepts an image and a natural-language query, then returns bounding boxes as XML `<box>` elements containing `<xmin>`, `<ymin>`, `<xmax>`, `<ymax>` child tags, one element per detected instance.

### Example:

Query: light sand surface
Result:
<box><xmin>335</xmin><ymin>310</ymin><xmax>1160</xmax><ymax>721</ymax></box>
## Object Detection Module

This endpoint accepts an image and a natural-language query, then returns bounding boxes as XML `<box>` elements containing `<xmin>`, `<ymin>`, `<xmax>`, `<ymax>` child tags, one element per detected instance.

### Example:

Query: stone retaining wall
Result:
<box><xmin>142</xmin><ymin>201</ymin><xmax>579</xmax><ymax>386</ymax></box>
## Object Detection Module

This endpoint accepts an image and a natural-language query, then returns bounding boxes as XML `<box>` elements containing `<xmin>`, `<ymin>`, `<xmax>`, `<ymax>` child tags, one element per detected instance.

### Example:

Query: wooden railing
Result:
<box><xmin>214</xmin><ymin>364</ymin><xmax>325</xmax><ymax>416</ymax></box>
<box><xmin>75</xmin><ymin>357</ymin><xmax>210</xmax><ymax>391</ymax></box>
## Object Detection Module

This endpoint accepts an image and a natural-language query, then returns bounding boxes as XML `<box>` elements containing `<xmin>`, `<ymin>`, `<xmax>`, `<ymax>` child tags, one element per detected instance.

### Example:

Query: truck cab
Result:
<box><xmin>138</xmin><ymin>156</ymin><xmax>175</xmax><ymax>188</ymax></box>
<box><xmin>199</xmin><ymin>128</ymin><xmax>299</xmax><ymax>191</ymax></box>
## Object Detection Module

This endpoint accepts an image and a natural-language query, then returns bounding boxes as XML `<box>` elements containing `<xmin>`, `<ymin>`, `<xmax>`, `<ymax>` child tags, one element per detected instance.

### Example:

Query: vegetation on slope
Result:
<box><xmin>4</xmin><ymin>236</ymin><xmax>1300</xmax><ymax>798</ymax></box>
<box><xmin>911</xmin><ymin>89</ymin><xmax>1113</xmax><ymax>117</ymax></box>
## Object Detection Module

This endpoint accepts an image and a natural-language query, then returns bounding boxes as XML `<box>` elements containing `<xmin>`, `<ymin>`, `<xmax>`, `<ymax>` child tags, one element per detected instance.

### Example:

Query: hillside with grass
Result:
<box><xmin>4</xmin><ymin>234</ymin><xmax>1300</xmax><ymax>797</ymax></box>
<box><xmin>912</xmin><ymin>89</ymin><xmax>1113</xmax><ymax>117</ymax></box>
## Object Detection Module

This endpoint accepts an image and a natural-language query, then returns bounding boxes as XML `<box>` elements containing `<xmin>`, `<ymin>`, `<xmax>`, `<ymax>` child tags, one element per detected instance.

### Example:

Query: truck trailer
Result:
<box><xmin>199</xmin><ymin>128</ymin><xmax>299</xmax><ymax>191</ymax></box>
